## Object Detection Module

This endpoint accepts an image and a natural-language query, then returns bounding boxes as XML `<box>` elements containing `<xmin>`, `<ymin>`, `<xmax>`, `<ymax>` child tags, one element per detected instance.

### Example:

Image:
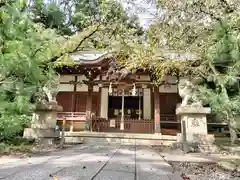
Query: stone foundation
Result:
<box><xmin>63</xmin><ymin>132</ymin><xmax>177</xmax><ymax>146</ymax></box>
<box><xmin>176</xmin><ymin>133</ymin><xmax>216</xmax><ymax>153</ymax></box>
<box><xmin>23</xmin><ymin>128</ymin><xmax>59</xmax><ymax>138</ymax></box>
<box><xmin>176</xmin><ymin>106</ymin><xmax>215</xmax><ymax>153</ymax></box>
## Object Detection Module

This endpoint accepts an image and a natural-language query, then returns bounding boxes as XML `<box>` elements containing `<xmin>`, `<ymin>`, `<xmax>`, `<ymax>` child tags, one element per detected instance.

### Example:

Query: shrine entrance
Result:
<box><xmin>92</xmin><ymin>83</ymin><xmax>155</xmax><ymax>134</ymax></box>
<box><xmin>108</xmin><ymin>88</ymin><xmax>143</xmax><ymax>120</ymax></box>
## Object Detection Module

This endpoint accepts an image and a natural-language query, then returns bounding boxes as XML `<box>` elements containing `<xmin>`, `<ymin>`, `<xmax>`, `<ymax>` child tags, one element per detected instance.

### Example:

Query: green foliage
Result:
<box><xmin>149</xmin><ymin>0</ymin><xmax>240</xmax><ymax>142</ymax></box>
<box><xmin>29</xmin><ymin>0</ymin><xmax>143</xmax><ymax>36</ymax></box>
<box><xmin>197</xmin><ymin>16</ymin><xmax>240</xmax><ymax>125</ymax></box>
<box><xmin>0</xmin><ymin>0</ymin><xmax>144</xmax><ymax>140</ymax></box>
<box><xmin>0</xmin><ymin>115</ymin><xmax>31</xmax><ymax>139</ymax></box>
<box><xmin>0</xmin><ymin>137</ymin><xmax>34</xmax><ymax>155</ymax></box>
<box><xmin>29</xmin><ymin>0</ymin><xmax>73</xmax><ymax>35</ymax></box>
<box><xmin>0</xmin><ymin>1</ymin><xmax>61</xmax><ymax>138</ymax></box>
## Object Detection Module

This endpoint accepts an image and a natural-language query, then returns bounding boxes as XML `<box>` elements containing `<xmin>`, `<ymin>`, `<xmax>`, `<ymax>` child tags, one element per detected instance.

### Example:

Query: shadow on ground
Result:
<box><xmin>0</xmin><ymin>145</ymin><xmax>182</xmax><ymax>180</ymax></box>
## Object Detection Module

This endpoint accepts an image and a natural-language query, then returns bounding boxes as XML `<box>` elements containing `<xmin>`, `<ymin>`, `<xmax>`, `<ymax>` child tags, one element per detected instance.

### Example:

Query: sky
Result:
<box><xmin>121</xmin><ymin>0</ymin><xmax>159</xmax><ymax>29</ymax></box>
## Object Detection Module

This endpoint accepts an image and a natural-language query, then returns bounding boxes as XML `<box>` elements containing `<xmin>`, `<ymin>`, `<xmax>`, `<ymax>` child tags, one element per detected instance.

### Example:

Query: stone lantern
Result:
<box><xmin>23</xmin><ymin>101</ymin><xmax>63</xmax><ymax>147</ymax></box>
<box><xmin>23</xmin><ymin>76</ymin><xmax>63</xmax><ymax>147</ymax></box>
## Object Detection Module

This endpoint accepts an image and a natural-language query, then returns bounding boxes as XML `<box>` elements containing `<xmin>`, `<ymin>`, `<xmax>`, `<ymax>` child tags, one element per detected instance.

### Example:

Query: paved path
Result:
<box><xmin>0</xmin><ymin>145</ymin><xmax>182</xmax><ymax>180</ymax></box>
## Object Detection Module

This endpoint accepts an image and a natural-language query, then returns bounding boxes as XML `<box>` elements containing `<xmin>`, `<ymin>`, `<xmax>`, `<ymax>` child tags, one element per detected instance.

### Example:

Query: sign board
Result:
<box><xmin>110</xmin><ymin>119</ymin><xmax>116</xmax><ymax>127</ymax></box>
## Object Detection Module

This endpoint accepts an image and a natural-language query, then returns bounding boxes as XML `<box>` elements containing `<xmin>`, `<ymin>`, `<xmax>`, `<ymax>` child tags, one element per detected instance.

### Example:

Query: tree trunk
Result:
<box><xmin>229</xmin><ymin>118</ymin><xmax>238</xmax><ymax>145</ymax></box>
<box><xmin>208</xmin><ymin>55</ymin><xmax>239</xmax><ymax>145</ymax></box>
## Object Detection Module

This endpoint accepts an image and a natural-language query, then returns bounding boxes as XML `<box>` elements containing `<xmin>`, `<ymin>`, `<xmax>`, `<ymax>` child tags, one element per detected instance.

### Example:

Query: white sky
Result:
<box><xmin>121</xmin><ymin>0</ymin><xmax>159</xmax><ymax>29</ymax></box>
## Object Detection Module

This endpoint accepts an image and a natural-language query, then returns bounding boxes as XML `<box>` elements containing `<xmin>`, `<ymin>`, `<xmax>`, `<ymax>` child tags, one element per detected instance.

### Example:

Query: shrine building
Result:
<box><xmin>55</xmin><ymin>50</ymin><xmax>220</xmax><ymax>136</ymax></box>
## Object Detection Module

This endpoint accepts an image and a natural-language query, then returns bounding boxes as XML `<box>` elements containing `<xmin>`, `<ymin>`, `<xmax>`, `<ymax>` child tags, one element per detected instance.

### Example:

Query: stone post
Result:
<box><xmin>23</xmin><ymin>101</ymin><xmax>63</xmax><ymax>147</ymax></box>
<box><xmin>176</xmin><ymin>106</ymin><xmax>215</xmax><ymax>152</ymax></box>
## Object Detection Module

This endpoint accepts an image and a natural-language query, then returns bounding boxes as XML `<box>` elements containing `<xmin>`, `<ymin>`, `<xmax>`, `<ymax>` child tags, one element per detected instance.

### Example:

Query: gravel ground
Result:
<box><xmin>170</xmin><ymin>162</ymin><xmax>240</xmax><ymax>180</ymax></box>
<box><xmin>151</xmin><ymin>145</ymin><xmax>240</xmax><ymax>180</ymax></box>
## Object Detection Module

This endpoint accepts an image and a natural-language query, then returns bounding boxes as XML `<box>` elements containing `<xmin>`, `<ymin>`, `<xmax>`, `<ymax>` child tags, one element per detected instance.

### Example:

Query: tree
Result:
<box><xmin>28</xmin><ymin>0</ymin><xmax>73</xmax><ymax>35</ymax></box>
<box><xmin>143</xmin><ymin>0</ymin><xmax>240</xmax><ymax>143</ymax></box>
<box><xmin>108</xmin><ymin>0</ymin><xmax>240</xmax><ymax>143</ymax></box>
<box><xmin>29</xmin><ymin>0</ymin><xmax>144</xmax><ymax>36</ymax></box>
<box><xmin>0</xmin><ymin>0</ymin><xmax>145</xmax><ymax>140</ymax></box>
<box><xmin>0</xmin><ymin>0</ymin><xmax>62</xmax><ymax>138</ymax></box>
<box><xmin>0</xmin><ymin>0</ymin><xmax>113</xmax><ymax>139</ymax></box>
<box><xmin>197</xmin><ymin>16</ymin><xmax>240</xmax><ymax>144</ymax></box>
<box><xmin>28</xmin><ymin>0</ymin><xmax>144</xmax><ymax>67</ymax></box>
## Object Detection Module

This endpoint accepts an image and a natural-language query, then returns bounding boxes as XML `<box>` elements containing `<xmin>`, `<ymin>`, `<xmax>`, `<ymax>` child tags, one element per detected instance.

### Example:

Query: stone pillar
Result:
<box><xmin>154</xmin><ymin>86</ymin><xmax>161</xmax><ymax>133</ymax></box>
<box><xmin>23</xmin><ymin>101</ymin><xmax>62</xmax><ymax>147</ymax></box>
<box><xmin>86</xmin><ymin>84</ymin><xmax>93</xmax><ymax>131</ymax></box>
<box><xmin>176</xmin><ymin>106</ymin><xmax>215</xmax><ymax>152</ymax></box>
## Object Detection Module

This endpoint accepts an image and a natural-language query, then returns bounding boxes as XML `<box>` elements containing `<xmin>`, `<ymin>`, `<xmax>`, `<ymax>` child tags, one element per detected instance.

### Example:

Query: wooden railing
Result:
<box><xmin>161</xmin><ymin>114</ymin><xmax>177</xmax><ymax>122</ymax></box>
<box><xmin>160</xmin><ymin>115</ymin><xmax>180</xmax><ymax>134</ymax></box>
<box><xmin>92</xmin><ymin>115</ymin><xmax>180</xmax><ymax>134</ymax></box>
<box><xmin>57</xmin><ymin>112</ymin><xmax>86</xmax><ymax>121</ymax></box>
<box><xmin>57</xmin><ymin>112</ymin><xmax>86</xmax><ymax>131</ymax></box>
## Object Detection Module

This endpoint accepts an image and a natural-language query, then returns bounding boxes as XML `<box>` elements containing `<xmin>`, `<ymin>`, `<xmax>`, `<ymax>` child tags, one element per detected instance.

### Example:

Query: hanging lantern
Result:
<box><xmin>109</xmin><ymin>82</ymin><xmax>113</xmax><ymax>95</ymax></box>
<box><xmin>132</xmin><ymin>83</ymin><xmax>136</xmax><ymax>96</ymax></box>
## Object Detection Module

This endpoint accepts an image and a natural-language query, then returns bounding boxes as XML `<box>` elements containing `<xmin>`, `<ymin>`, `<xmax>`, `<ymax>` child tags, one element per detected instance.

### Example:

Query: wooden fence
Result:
<box><xmin>92</xmin><ymin>118</ymin><xmax>155</xmax><ymax>134</ymax></box>
<box><xmin>56</xmin><ymin>112</ymin><xmax>229</xmax><ymax>136</ymax></box>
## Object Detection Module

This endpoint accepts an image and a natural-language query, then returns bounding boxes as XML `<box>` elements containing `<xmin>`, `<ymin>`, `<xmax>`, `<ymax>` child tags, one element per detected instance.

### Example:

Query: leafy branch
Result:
<box><xmin>50</xmin><ymin>24</ymin><xmax>102</xmax><ymax>63</ymax></box>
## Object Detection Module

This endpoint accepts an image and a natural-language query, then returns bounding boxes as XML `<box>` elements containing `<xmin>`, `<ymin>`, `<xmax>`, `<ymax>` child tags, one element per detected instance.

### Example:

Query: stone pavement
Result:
<box><xmin>0</xmin><ymin>145</ymin><xmax>182</xmax><ymax>180</ymax></box>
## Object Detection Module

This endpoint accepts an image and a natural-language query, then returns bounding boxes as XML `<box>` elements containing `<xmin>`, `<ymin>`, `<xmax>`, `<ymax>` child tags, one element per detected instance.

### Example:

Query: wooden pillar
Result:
<box><xmin>98</xmin><ymin>86</ymin><xmax>101</xmax><ymax>117</ymax></box>
<box><xmin>73</xmin><ymin>76</ymin><xmax>78</xmax><ymax>112</ymax></box>
<box><xmin>86</xmin><ymin>83</ymin><xmax>93</xmax><ymax>131</ymax></box>
<box><xmin>120</xmin><ymin>89</ymin><xmax>125</xmax><ymax>130</ymax></box>
<box><xmin>98</xmin><ymin>75</ymin><xmax>102</xmax><ymax>117</ymax></box>
<box><xmin>71</xmin><ymin>76</ymin><xmax>78</xmax><ymax>132</ymax></box>
<box><xmin>139</xmin><ymin>94</ymin><xmax>141</xmax><ymax>120</ymax></box>
<box><xmin>154</xmin><ymin>86</ymin><xmax>161</xmax><ymax>133</ymax></box>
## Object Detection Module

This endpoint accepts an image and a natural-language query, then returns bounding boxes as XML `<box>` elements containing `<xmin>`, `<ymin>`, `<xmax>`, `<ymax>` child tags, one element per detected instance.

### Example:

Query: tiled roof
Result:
<box><xmin>70</xmin><ymin>50</ymin><xmax>110</xmax><ymax>64</ymax></box>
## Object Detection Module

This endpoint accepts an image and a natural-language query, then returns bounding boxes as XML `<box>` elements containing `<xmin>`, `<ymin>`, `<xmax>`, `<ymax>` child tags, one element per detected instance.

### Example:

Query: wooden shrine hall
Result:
<box><xmin>55</xmin><ymin>50</ymin><xmax>183</xmax><ymax>135</ymax></box>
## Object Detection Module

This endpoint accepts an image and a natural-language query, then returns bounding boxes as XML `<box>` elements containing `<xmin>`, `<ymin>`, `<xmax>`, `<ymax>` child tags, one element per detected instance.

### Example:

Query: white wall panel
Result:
<box><xmin>143</xmin><ymin>88</ymin><xmax>151</xmax><ymax>119</ymax></box>
<box><xmin>77</xmin><ymin>84</ymin><xmax>88</xmax><ymax>92</ymax></box>
<box><xmin>76</xmin><ymin>85</ymin><xmax>99</xmax><ymax>92</ymax></box>
<box><xmin>77</xmin><ymin>75</ymin><xmax>87</xmax><ymax>81</ymax></box>
<box><xmin>58</xmin><ymin>84</ymin><xmax>74</xmax><ymax>92</ymax></box>
<box><xmin>100</xmin><ymin>88</ymin><xmax>109</xmax><ymax>119</ymax></box>
<box><xmin>165</xmin><ymin>76</ymin><xmax>177</xmax><ymax>83</ymax></box>
<box><xmin>159</xmin><ymin>85</ymin><xmax>178</xmax><ymax>93</ymax></box>
<box><xmin>60</xmin><ymin>75</ymin><xmax>75</xmax><ymax>83</ymax></box>
<box><xmin>136</xmin><ymin>75</ymin><xmax>151</xmax><ymax>81</ymax></box>
<box><xmin>158</xmin><ymin>76</ymin><xmax>178</xmax><ymax>93</ymax></box>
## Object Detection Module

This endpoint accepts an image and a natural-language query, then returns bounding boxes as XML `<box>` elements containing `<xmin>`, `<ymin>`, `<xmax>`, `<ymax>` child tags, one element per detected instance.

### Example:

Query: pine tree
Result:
<box><xmin>0</xmin><ymin>0</ymin><xmax>144</xmax><ymax>139</ymax></box>
<box><xmin>0</xmin><ymin>1</ymin><xmax>60</xmax><ymax>139</ymax></box>
<box><xmin>198</xmin><ymin>17</ymin><xmax>240</xmax><ymax>144</ymax></box>
<box><xmin>119</xmin><ymin>0</ymin><xmax>240</xmax><ymax>143</ymax></box>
